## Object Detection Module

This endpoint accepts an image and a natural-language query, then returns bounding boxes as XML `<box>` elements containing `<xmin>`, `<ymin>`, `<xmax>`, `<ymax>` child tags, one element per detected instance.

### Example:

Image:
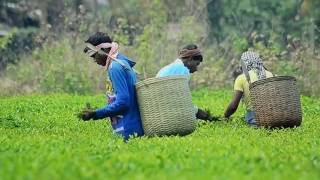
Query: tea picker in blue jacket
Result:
<box><xmin>79</xmin><ymin>32</ymin><xmax>144</xmax><ymax>140</ymax></box>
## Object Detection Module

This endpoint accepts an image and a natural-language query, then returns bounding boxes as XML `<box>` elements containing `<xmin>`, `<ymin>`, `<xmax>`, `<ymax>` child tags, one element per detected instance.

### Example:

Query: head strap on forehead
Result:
<box><xmin>96</xmin><ymin>42</ymin><xmax>113</xmax><ymax>49</ymax></box>
<box><xmin>85</xmin><ymin>43</ymin><xmax>113</xmax><ymax>57</ymax></box>
<box><xmin>179</xmin><ymin>48</ymin><xmax>201</xmax><ymax>59</ymax></box>
<box><xmin>85</xmin><ymin>42</ymin><xmax>119</xmax><ymax>70</ymax></box>
<box><xmin>85</xmin><ymin>43</ymin><xmax>99</xmax><ymax>57</ymax></box>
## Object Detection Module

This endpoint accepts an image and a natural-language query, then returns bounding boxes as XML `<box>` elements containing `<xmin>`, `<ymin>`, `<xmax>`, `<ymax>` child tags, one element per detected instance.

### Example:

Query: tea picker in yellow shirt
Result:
<box><xmin>224</xmin><ymin>51</ymin><xmax>274</xmax><ymax>126</ymax></box>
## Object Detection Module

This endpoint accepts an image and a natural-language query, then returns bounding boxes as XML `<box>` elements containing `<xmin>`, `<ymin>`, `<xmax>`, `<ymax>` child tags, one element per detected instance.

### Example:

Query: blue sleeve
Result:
<box><xmin>94</xmin><ymin>64</ymin><xmax>130</xmax><ymax>119</ymax></box>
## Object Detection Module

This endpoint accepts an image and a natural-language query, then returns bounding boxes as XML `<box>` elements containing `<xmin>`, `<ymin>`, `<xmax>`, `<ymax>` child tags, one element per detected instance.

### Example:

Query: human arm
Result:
<box><xmin>94</xmin><ymin>63</ymin><xmax>131</xmax><ymax>119</ymax></box>
<box><xmin>224</xmin><ymin>90</ymin><xmax>243</xmax><ymax>118</ymax></box>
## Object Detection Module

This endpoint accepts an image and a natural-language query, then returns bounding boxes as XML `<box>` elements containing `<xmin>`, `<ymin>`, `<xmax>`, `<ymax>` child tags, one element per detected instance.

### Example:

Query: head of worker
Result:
<box><xmin>179</xmin><ymin>44</ymin><xmax>203</xmax><ymax>73</ymax></box>
<box><xmin>240</xmin><ymin>51</ymin><xmax>266</xmax><ymax>79</ymax></box>
<box><xmin>83</xmin><ymin>32</ymin><xmax>115</xmax><ymax>67</ymax></box>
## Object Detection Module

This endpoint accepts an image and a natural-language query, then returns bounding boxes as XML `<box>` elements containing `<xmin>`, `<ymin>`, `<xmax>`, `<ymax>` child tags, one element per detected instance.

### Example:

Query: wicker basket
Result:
<box><xmin>249</xmin><ymin>76</ymin><xmax>302</xmax><ymax>128</ymax></box>
<box><xmin>136</xmin><ymin>76</ymin><xmax>197</xmax><ymax>136</ymax></box>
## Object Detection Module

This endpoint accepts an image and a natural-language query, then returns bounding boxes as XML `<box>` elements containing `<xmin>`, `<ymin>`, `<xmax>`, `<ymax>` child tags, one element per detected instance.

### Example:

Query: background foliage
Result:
<box><xmin>0</xmin><ymin>0</ymin><xmax>319</xmax><ymax>96</ymax></box>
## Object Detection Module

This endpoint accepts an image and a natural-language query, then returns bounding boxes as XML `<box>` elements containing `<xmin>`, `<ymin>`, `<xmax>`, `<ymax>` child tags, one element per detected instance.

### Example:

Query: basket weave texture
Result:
<box><xmin>136</xmin><ymin>76</ymin><xmax>196</xmax><ymax>136</ymax></box>
<box><xmin>249</xmin><ymin>76</ymin><xmax>302</xmax><ymax>128</ymax></box>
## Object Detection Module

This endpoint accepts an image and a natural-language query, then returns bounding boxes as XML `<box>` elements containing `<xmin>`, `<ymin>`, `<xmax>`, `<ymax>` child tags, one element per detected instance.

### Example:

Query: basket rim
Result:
<box><xmin>250</xmin><ymin>76</ymin><xmax>296</xmax><ymax>89</ymax></box>
<box><xmin>136</xmin><ymin>75</ymin><xmax>188</xmax><ymax>89</ymax></box>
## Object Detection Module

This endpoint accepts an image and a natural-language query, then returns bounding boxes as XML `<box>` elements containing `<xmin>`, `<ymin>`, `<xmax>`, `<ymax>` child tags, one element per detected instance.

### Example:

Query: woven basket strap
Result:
<box><xmin>263</xmin><ymin>65</ymin><xmax>274</xmax><ymax>77</ymax></box>
<box><xmin>112</xmin><ymin>58</ymin><xmax>130</xmax><ymax>70</ymax></box>
<box><xmin>113</xmin><ymin>58</ymin><xmax>141</xmax><ymax>76</ymax></box>
<box><xmin>240</xmin><ymin>58</ymin><xmax>251</xmax><ymax>84</ymax></box>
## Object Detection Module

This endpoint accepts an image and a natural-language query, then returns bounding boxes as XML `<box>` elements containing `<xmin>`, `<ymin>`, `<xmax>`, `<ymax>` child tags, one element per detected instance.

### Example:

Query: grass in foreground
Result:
<box><xmin>0</xmin><ymin>90</ymin><xmax>320</xmax><ymax>179</ymax></box>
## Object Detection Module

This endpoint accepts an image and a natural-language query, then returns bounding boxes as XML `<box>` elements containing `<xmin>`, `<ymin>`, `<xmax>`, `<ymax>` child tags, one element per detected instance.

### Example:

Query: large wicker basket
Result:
<box><xmin>135</xmin><ymin>76</ymin><xmax>197</xmax><ymax>136</ymax></box>
<box><xmin>249</xmin><ymin>76</ymin><xmax>302</xmax><ymax>128</ymax></box>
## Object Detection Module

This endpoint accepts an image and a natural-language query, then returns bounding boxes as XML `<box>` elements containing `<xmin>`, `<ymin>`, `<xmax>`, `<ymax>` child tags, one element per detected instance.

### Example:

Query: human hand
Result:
<box><xmin>196</xmin><ymin>108</ymin><xmax>213</xmax><ymax>121</ymax></box>
<box><xmin>77</xmin><ymin>103</ymin><xmax>96</xmax><ymax>121</ymax></box>
<box><xmin>78</xmin><ymin>109</ymin><xmax>96</xmax><ymax>121</ymax></box>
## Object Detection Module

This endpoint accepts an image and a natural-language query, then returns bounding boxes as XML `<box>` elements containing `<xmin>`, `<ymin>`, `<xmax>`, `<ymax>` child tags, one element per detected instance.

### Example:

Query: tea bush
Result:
<box><xmin>1</xmin><ymin>90</ymin><xmax>319</xmax><ymax>179</ymax></box>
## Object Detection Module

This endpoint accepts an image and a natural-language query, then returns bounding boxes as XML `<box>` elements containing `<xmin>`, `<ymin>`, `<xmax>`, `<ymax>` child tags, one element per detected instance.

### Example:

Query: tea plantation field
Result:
<box><xmin>1</xmin><ymin>90</ymin><xmax>320</xmax><ymax>179</ymax></box>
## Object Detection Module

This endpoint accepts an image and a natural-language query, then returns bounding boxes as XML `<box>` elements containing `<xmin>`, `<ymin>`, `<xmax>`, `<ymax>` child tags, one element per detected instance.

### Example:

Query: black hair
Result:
<box><xmin>84</xmin><ymin>32</ymin><xmax>113</xmax><ymax>54</ymax></box>
<box><xmin>181</xmin><ymin>43</ymin><xmax>203</xmax><ymax>62</ymax></box>
<box><xmin>192</xmin><ymin>55</ymin><xmax>203</xmax><ymax>62</ymax></box>
<box><xmin>182</xmin><ymin>44</ymin><xmax>198</xmax><ymax>50</ymax></box>
<box><xmin>85</xmin><ymin>32</ymin><xmax>112</xmax><ymax>45</ymax></box>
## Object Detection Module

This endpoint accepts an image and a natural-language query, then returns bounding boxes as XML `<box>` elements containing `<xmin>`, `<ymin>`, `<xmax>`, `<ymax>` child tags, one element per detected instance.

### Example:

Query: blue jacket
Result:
<box><xmin>95</xmin><ymin>53</ymin><xmax>144</xmax><ymax>140</ymax></box>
